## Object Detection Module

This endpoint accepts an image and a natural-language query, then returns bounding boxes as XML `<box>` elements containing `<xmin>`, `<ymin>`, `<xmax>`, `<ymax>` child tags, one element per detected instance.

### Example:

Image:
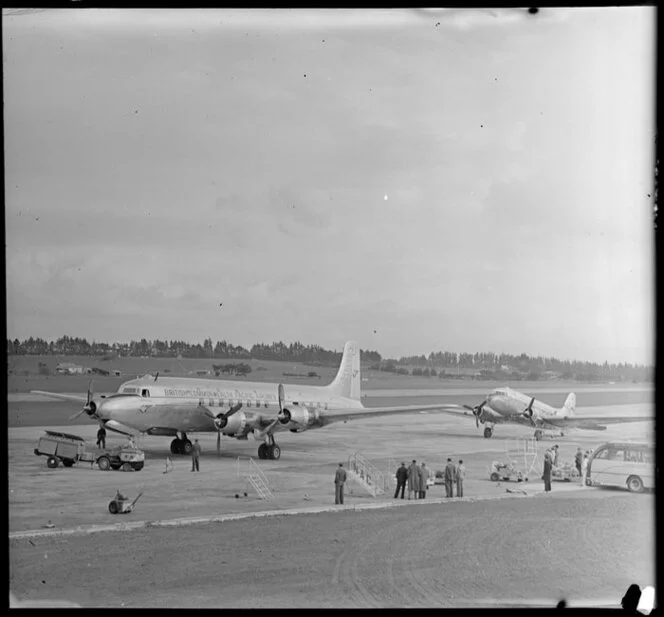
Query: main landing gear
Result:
<box><xmin>257</xmin><ymin>435</ymin><xmax>281</xmax><ymax>460</ymax></box>
<box><xmin>533</xmin><ymin>429</ymin><xmax>543</xmax><ymax>441</ymax></box>
<box><xmin>170</xmin><ymin>432</ymin><xmax>193</xmax><ymax>455</ymax></box>
<box><xmin>483</xmin><ymin>426</ymin><xmax>494</xmax><ymax>439</ymax></box>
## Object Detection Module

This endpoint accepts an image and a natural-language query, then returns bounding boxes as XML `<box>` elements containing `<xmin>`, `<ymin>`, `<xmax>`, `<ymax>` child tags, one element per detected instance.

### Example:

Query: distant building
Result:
<box><xmin>55</xmin><ymin>362</ymin><xmax>85</xmax><ymax>375</ymax></box>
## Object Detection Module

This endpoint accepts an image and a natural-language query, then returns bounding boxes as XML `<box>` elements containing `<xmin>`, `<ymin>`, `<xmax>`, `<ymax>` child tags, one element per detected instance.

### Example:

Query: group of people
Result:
<box><xmin>394</xmin><ymin>460</ymin><xmax>431</xmax><ymax>499</ymax></box>
<box><xmin>542</xmin><ymin>444</ymin><xmax>593</xmax><ymax>492</ymax></box>
<box><xmin>574</xmin><ymin>446</ymin><xmax>591</xmax><ymax>487</ymax></box>
<box><xmin>542</xmin><ymin>445</ymin><xmax>559</xmax><ymax>492</ymax></box>
<box><xmin>394</xmin><ymin>458</ymin><xmax>466</xmax><ymax>499</ymax></box>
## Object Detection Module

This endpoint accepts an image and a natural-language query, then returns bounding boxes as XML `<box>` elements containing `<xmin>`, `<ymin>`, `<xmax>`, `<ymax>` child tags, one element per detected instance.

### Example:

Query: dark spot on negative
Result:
<box><xmin>528</xmin><ymin>7</ymin><xmax>539</xmax><ymax>14</ymax></box>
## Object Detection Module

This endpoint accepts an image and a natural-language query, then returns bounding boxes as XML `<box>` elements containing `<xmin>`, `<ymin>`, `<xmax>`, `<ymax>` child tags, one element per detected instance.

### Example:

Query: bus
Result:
<box><xmin>585</xmin><ymin>441</ymin><xmax>654</xmax><ymax>493</ymax></box>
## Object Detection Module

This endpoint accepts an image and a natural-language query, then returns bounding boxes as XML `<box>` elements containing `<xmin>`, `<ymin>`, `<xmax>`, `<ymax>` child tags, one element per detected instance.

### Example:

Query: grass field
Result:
<box><xmin>6</xmin><ymin>355</ymin><xmax>653</xmax><ymax>397</ymax></box>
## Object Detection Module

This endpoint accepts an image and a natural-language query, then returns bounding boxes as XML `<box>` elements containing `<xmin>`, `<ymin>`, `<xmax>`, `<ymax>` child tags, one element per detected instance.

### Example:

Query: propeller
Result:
<box><xmin>463</xmin><ymin>400</ymin><xmax>486</xmax><ymax>428</ymax></box>
<box><xmin>209</xmin><ymin>402</ymin><xmax>243</xmax><ymax>455</ymax></box>
<box><xmin>69</xmin><ymin>380</ymin><xmax>97</xmax><ymax>421</ymax></box>
<box><xmin>276</xmin><ymin>383</ymin><xmax>289</xmax><ymax>424</ymax></box>
<box><xmin>522</xmin><ymin>397</ymin><xmax>536</xmax><ymax>425</ymax></box>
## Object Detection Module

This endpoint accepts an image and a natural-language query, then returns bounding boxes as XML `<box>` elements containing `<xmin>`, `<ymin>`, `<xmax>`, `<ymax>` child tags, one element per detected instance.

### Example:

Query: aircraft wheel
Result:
<box><xmin>258</xmin><ymin>444</ymin><xmax>268</xmax><ymax>459</ymax></box>
<box><xmin>170</xmin><ymin>439</ymin><xmax>181</xmax><ymax>455</ymax></box>
<box><xmin>268</xmin><ymin>444</ymin><xmax>281</xmax><ymax>460</ymax></box>
<box><xmin>490</xmin><ymin>472</ymin><xmax>500</xmax><ymax>482</ymax></box>
<box><xmin>181</xmin><ymin>440</ymin><xmax>193</xmax><ymax>455</ymax></box>
<box><xmin>108</xmin><ymin>501</ymin><xmax>119</xmax><ymax>515</ymax></box>
<box><xmin>534</xmin><ymin>430</ymin><xmax>543</xmax><ymax>441</ymax></box>
<box><xmin>47</xmin><ymin>456</ymin><xmax>59</xmax><ymax>469</ymax></box>
<box><xmin>483</xmin><ymin>427</ymin><xmax>493</xmax><ymax>439</ymax></box>
<box><xmin>627</xmin><ymin>475</ymin><xmax>644</xmax><ymax>493</ymax></box>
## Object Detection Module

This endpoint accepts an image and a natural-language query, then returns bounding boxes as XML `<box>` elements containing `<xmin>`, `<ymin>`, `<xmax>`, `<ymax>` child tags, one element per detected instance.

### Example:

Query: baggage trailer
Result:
<box><xmin>34</xmin><ymin>430</ymin><xmax>95</xmax><ymax>469</ymax></box>
<box><xmin>34</xmin><ymin>431</ymin><xmax>144</xmax><ymax>471</ymax></box>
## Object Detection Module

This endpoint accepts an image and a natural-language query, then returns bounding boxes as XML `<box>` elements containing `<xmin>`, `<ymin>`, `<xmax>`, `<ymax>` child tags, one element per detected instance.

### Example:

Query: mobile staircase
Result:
<box><xmin>237</xmin><ymin>457</ymin><xmax>274</xmax><ymax>501</ymax></box>
<box><xmin>346</xmin><ymin>452</ymin><xmax>387</xmax><ymax>497</ymax></box>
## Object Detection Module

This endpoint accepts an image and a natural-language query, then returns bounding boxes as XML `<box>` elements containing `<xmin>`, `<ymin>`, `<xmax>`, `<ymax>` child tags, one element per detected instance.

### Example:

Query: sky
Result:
<box><xmin>4</xmin><ymin>8</ymin><xmax>656</xmax><ymax>365</ymax></box>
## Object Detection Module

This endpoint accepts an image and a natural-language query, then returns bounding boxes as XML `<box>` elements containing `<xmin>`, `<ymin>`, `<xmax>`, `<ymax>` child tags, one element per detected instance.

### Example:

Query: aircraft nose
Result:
<box><xmin>97</xmin><ymin>396</ymin><xmax>143</xmax><ymax>419</ymax></box>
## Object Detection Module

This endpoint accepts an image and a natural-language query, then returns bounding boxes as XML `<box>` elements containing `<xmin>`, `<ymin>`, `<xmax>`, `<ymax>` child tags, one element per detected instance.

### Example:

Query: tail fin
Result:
<box><xmin>326</xmin><ymin>341</ymin><xmax>361</xmax><ymax>400</ymax></box>
<box><xmin>558</xmin><ymin>393</ymin><xmax>576</xmax><ymax>417</ymax></box>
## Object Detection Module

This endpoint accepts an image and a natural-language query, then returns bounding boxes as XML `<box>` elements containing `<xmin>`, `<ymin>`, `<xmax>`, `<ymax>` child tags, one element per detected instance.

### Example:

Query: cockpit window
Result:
<box><xmin>141</xmin><ymin>389</ymin><xmax>150</xmax><ymax>398</ymax></box>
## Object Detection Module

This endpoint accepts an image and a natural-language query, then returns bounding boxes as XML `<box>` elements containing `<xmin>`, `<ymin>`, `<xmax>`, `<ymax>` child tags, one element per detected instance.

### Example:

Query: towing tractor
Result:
<box><xmin>34</xmin><ymin>431</ymin><xmax>144</xmax><ymax>471</ymax></box>
<box><xmin>95</xmin><ymin>445</ymin><xmax>145</xmax><ymax>472</ymax></box>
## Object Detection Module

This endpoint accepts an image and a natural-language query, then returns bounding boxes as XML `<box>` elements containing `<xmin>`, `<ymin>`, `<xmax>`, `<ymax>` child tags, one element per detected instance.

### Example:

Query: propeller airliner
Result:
<box><xmin>443</xmin><ymin>386</ymin><xmax>652</xmax><ymax>440</ymax></box>
<box><xmin>32</xmin><ymin>341</ymin><xmax>464</xmax><ymax>460</ymax></box>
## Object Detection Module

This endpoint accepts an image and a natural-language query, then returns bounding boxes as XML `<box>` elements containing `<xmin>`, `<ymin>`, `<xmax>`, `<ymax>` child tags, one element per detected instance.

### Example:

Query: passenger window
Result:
<box><xmin>595</xmin><ymin>449</ymin><xmax>608</xmax><ymax>460</ymax></box>
<box><xmin>141</xmin><ymin>389</ymin><xmax>150</xmax><ymax>397</ymax></box>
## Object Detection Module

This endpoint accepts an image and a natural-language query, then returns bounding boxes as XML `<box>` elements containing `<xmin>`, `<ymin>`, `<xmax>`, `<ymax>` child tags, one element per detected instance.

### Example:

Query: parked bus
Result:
<box><xmin>585</xmin><ymin>441</ymin><xmax>654</xmax><ymax>493</ymax></box>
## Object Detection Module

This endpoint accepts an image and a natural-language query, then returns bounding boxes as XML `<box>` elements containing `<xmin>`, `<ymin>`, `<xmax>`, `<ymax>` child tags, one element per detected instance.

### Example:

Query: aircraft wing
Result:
<box><xmin>30</xmin><ymin>390</ymin><xmax>89</xmax><ymax>403</ymax></box>
<box><xmin>311</xmin><ymin>403</ymin><xmax>469</xmax><ymax>427</ymax></box>
<box><xmin>541</xmin><ymin>415</ymin><xmax>654</xmax><ymax>430</ymax></box>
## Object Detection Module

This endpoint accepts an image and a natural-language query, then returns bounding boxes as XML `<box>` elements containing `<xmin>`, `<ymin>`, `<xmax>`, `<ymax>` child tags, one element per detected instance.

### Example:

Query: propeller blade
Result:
<box><xmin>225</xmin><ymin>402</ymin><xmax>243</xmax><ymax>418</ymax></box>
<box><xmin>217</xmin><ymin>430</ymin><xmax>221</xmax><ymax>456</ymax></box>
<box><xmin>69</xmin><ymin>408</ymin><xmax>87</xmax><ymax>421</ymax></box>
<box><xmin>278</xmin><ymin>383</ymin><xmax>285</xmax><ymax>412</ymax></box>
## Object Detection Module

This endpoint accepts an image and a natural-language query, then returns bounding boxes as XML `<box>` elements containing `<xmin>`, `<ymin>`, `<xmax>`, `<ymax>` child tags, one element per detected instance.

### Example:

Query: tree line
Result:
<box><xmin>6</xmin><ymin>335</ymin><xmax>653</xmax><ymax>382</ymax></box>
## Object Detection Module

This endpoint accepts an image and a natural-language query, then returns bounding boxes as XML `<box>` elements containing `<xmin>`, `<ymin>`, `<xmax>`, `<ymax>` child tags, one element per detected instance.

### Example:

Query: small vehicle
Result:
<box><xmin>34</xmin><ymin>430</ymin><xmax>95</xmax><ymax>469</ymax></box>
<box><xmin>552</xmin><ymin>462</ymin><xmax>580</xmax><ymax>482</ymax></box>
<box><xmin>108</xmin><ymin>491</ymin><xmax>143</xmax><ymax>514</ymax></box>
<box><xmin>585</xmin><ymin>441</ymin><xmax>654</xmax><ymax>493</ymax></box>
<box><xmin>96</xmin><ymin>445</ymin><xmax>145</xmax><ymax>472</ymax></box>
<box><xmin>489</xmin><ymin>460</ymin><xmax>528</xmax><ymax>482</ymax></box>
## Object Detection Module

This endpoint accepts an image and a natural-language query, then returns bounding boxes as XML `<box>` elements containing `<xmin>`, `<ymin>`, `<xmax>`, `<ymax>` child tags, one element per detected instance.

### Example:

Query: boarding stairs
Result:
<box><xmin>504</xmin><ymin>438</ymin><xmax>541</xmax><ymax>480</ymax></box>
<box><xmin>238</xmin><ymin>457</ymin><xmax>274</xmax><ymax>501</ymax></box>
<box><xmin>346</xmin><ymin>452</ymin><xmax>386</xmax><ymax>497</ymax></box>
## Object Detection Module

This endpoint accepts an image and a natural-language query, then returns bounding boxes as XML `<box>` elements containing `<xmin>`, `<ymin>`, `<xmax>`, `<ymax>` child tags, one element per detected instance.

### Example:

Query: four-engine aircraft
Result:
<box><xmin>440</xmin><ymin>386</ymin><xmax>652</xmax><ymax>440</ymax></box>
<box><xmin>32</xmin><ymin>341</ymin><xmax>464</xmax><ymax>460</ymax></box>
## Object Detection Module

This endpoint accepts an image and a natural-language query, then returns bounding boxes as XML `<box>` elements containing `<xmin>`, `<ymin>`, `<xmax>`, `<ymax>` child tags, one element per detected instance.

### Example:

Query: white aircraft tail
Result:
<box><xmin>557</xmin><ymin>392</ymin><xmax>576</xmax><ymax>417</ymax></box>
<box><xmin>326</xmin><ymin>341</ymin><xmax>361</xmax><ymax>400</ymax></box>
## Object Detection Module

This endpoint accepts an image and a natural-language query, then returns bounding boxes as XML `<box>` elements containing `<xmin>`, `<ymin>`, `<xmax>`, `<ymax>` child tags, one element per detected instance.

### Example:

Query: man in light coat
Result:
<box><xmin>444</xmin><ymin>458</ymin><xmax>457</xmax><ymax>498</ymax></box>
<box><xmin>455</xmin><ymin>459</ymin><xmax>466</xmax><ymax>497</ymax></box>
<box><xmin>419</xmin><ymin>462</ymin><xmax>429</xmax><ymax>499</ymax></box>
<box><xmin>407</xmin><ymin>460</ymin><xmax>420</xmax><ymax>500</ymax></box>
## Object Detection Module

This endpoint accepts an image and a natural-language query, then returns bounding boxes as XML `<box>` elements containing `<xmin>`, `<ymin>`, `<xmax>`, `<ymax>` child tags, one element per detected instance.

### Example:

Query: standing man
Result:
<box><xmin>574</xmin><ymin>447</ymin><xmax>583</xmax><ymax>478</ymax></box>
<box><xmin>552</xmin><ymin>444</ymin><xmax>560</xmax><ymax>468</ymax></box>
<box><xmin>96</xmin><ymin>425</ymin><xmax>106</xmax><ymax>449</ymax></box>
<box><xmin>191</xmin><ymin>438</ymin><xmax>201</xmax><ymax>472</ymax></box>
<box><xmin>394</xmin><ymin>462</ymin><xmax>408</xmax><ymax>499</ymax></box>
<box><xmin>455</xmin><ymin>459</ymin><xmax>466</xmax><ymax>498</ymax></box>
<box><xmin>444</xmin><ymin>458</ymin><xmax>457</xmax><ymax>498</ymax></box>
<box><xmin>543</xmin><ymin>448</ymin><xmax>553</xmax><ymax>492</ymax></box>
<box><xmin>407</xmin><ymin>460</ymin><xmax>420</xmax><ymax>500</ymax></box>
<box><xmin>335</xmin><ymin>462</ymin><xmax>347</xmax><ymax>504</ymax></box>
<box><xmin>419</xmin><ymin>462</ymin><xmax>429</xmax><ymax>499</ymax></box>
<box><xmin>580</xmin><ymin>452</ymin><xmax>589</xmax><ymax>487</ymax></box>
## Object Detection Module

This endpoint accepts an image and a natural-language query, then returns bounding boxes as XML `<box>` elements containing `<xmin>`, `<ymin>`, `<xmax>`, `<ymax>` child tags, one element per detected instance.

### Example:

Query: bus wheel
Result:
<box><xmin>627</xmin><ymin>475</ymin><xmax>644</xmax><ymax>493</ymax></box>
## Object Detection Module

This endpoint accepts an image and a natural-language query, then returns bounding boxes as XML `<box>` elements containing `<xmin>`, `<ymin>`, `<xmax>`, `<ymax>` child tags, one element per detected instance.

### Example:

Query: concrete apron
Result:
<box><xmin>9</xmin><ymin>481</ymin><xmax>587</xmax><ymax>540</ymax></box>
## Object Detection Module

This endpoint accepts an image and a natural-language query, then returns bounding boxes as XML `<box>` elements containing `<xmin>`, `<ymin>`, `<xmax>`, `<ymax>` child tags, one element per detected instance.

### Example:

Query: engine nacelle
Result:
<box><xmin>217</xmin><ymin>411</ymin><xmax>247</xmax><ymax>436</ymax></box>
<box><xmin>278</xmin><ymin>406</ymin><xmax>319</xmax><ymax>430</ymax></box>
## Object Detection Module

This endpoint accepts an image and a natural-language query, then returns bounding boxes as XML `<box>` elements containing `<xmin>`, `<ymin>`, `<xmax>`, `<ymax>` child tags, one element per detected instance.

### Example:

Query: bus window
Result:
<box><xmin>141</xmin><ymin>389</ymin><xmax>150</xmax><ymax>398</ymax></box>
<box><xmin>594</xmin><ymin>449</ymin><xmax>609</xmax><ymax>460</ymax></box>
